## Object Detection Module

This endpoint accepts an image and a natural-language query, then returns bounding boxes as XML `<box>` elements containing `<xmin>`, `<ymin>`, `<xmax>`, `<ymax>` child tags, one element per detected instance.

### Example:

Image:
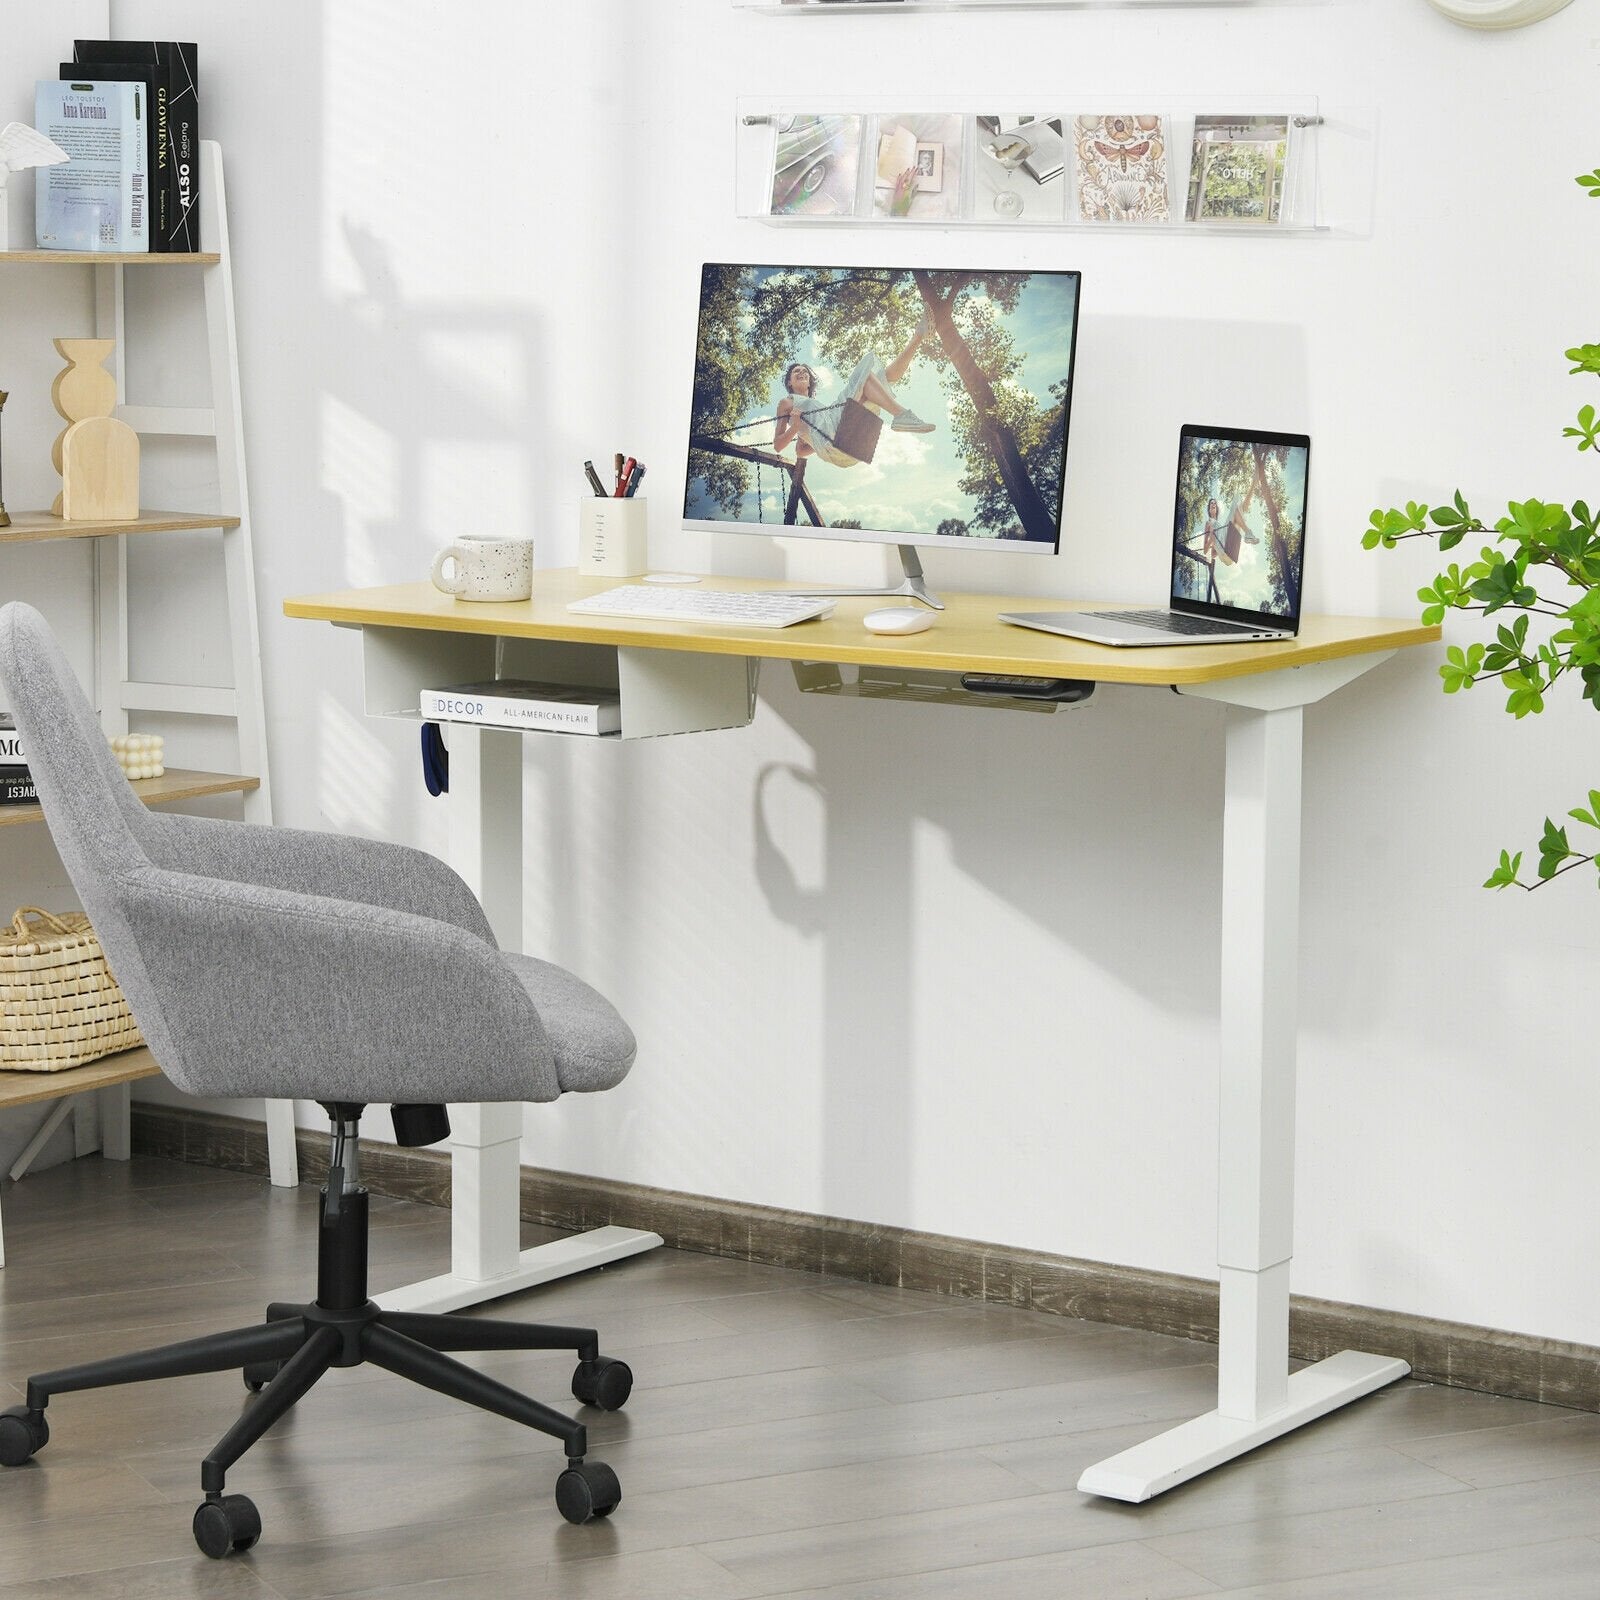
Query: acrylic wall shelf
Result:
<box><xmin>737</xmin><ymin>1</ymin><xmax>1262</xmax><ymax>13</ymax></box>
<box><xmin>738</xmin><ymin>97</ymin><xmax>1327</xmax><ymax>236</ymax></box>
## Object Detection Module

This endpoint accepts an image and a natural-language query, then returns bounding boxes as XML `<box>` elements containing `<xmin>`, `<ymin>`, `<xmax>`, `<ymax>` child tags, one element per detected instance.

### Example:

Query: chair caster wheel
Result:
<box><xmin>193</xmin><ymin>1493</ymin><xmax>261</xmax><ymax>1558</ymax></box>
<box><xmin>242</xmin><ymin>1361</ymin><xmax>282</xmax><ymax>1392</ymax></box>
<box><xmin>0</xmin><ymin>1407</ymin><xmax>48</xmax><ymax>1466</ymax></box>
<box><xmin>571</xmin><ymin>1355</ymin><xmax>633</xmax><ymax>1411</ymax></box>
<box><xmin>556</xmin><ymin>1460</ymin><xmax>621</xmax><ymax>1523</ymax></box>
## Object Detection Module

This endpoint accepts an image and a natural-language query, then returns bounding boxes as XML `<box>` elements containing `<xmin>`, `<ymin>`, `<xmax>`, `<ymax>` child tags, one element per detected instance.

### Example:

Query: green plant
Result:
<box><xmin>1362</xmin><ymin>168</ymin><xmax>1600</xmax><ymax>892</ymax></box>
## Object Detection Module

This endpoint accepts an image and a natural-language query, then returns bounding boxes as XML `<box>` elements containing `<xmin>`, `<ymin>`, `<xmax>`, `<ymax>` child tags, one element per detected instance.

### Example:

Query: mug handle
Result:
<box><xmin>430</xmin><ymin>545</ymin><xmax>467</xmax><ymax>595</ymax></box>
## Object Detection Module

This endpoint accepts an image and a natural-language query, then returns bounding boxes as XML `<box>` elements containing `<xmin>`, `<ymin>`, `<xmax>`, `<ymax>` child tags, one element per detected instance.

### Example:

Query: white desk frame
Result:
<box><xmin>1075</xmin><ymin>655</ymin><xmax>1407</xmax><ymax>1500</ymax></box>
<box><xmin>299</xmin><ymin>588</ymin><xmax>1422</xmax><ymax>1492</ymax></box>
<box><xmin>373</xmin><ymin>723</ymin><xmax>662</xmax><ymax>1316</ymax></box>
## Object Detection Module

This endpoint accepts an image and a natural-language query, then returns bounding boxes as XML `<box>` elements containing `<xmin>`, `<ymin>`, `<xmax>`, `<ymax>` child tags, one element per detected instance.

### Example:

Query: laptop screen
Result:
<box><xmin>1169</xmin><ymin>424</ymin><xmax>1310</xmax><ymax>631</ymax></box>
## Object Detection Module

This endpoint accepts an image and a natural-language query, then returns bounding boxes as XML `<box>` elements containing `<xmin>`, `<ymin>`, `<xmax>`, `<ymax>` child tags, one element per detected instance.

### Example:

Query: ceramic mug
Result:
<box><xmin>430</xmin><ymin>535</ymin><xmax>533</xmax><ymax>602</ymax></box>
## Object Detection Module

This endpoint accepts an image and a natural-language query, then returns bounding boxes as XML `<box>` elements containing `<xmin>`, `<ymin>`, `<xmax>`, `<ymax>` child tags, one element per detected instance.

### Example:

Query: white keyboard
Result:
<box><xmin>566</xmin><ymin>585</ymin><xmax>834</xmax><ymax>629</ymax></box>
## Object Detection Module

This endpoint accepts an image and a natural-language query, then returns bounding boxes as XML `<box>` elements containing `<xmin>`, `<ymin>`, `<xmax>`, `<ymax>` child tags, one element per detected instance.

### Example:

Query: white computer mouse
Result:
<box><xmin>863</xmin><ymin>607</ymin><xmax>935</xmax><ymax>636</ymax></box>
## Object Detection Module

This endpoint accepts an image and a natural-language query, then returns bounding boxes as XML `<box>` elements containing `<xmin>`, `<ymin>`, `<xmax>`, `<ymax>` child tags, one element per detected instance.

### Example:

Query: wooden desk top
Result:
<box><xmin>284</xmin><ymin>571</ymin><xmax>1438</xmax><ymax>688</ymax></box>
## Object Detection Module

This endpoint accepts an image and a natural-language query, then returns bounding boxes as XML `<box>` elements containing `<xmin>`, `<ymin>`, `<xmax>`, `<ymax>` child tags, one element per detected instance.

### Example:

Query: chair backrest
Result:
<box><xmin>0</xmin><ymin>602</ymin><xmax>181</xmax><ymax>1066</ymax></box>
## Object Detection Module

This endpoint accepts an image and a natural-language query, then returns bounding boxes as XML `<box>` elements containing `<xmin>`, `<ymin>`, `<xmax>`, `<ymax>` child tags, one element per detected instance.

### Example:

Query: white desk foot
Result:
<box><xmin>374</xmin><ymin>1225</ymin><xmax>664</xmax><ymax>1314</ymax></box>
<box><xmin>1077</xmin><ymin>1350</ymin><xmax>1410</xmax><ymax>1502</ymax></box>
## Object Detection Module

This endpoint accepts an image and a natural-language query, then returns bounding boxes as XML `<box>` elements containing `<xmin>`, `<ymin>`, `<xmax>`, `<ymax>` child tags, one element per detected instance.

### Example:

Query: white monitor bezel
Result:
<box><xmin>682</xmin><ymin>262</ymin><xmax>1080</xmax><ymax>556</ymax></box>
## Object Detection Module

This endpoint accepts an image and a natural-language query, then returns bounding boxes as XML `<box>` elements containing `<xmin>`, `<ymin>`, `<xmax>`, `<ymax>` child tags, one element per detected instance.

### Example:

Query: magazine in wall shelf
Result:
<box><xmin>1186</xmin><ymin>114</ymin><xmax>1290</xmax><ymax>224</ymax></box>
<box><xmin>872</xmin><ymin>114</ymin><xmax>962</xmax><ymax>221</ymax></box>
<box><xmin>768</xmin><ymin>114</ymin><xmax>865</xmax><ymax>217</ymax></box>
<box><xmin>740</xmin><ymin>98</ymin><xmax>1326</xmax><ymax>234</ymax></box>
<box><xmin>974</xmin><ymin>115</ymin><xmax>1066</xmax><ymax>223</ymax></box>
<box><xmin>1073</xmin><ymin>114</ymin><xmax>1170</xmax><ymax>223</ymax></box>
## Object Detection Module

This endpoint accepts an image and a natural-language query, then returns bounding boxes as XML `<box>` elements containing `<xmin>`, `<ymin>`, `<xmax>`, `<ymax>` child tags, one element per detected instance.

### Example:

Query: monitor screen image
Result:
<box><xmin>1170</xmin><ymin>429</ymin><xmax>1308</xmax><ymax>622</ymax></box>
<box><xmin>684</xmin><ymin>263</ymin><xmax>1081</xmax><ymax>552</ymax></box>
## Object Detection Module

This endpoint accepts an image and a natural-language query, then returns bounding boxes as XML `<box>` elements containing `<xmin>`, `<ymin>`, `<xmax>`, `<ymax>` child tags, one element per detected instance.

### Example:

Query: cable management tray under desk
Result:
<box><xmin>792</xmin><ymin>661</ymin><xmax>1086</xmax><ymax>712</ymax></box>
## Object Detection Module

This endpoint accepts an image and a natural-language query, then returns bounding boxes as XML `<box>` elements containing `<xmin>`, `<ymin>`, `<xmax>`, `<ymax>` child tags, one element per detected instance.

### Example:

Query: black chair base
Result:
<box><xmin>0</xmin><ymin>1180</ymin><xmax>633</xmax><ymax>1557</ymax></box>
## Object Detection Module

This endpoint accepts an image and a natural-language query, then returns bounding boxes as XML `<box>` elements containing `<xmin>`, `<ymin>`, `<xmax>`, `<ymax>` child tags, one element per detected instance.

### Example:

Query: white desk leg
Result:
<box><xmin>264</xmin><ymin>1099</ymin><xmax>300</xmax><ymax>1186</ymax></box>
<box><xmin>1079</xmin><ymin>701</ymin><xmax>1407</xmax><ymax>1502</ymax></box>
<box><xmin>376</xmin><ymin>723</ymin><xmax>660</xmax><ymax>1315</ymax></box>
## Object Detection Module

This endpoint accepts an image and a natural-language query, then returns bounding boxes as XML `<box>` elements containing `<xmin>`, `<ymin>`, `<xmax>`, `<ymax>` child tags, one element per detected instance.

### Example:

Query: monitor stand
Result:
<box><xmin>783</xmin><ymin>545</ymin><xmax>944</xmax><ymax>612</ymax></box>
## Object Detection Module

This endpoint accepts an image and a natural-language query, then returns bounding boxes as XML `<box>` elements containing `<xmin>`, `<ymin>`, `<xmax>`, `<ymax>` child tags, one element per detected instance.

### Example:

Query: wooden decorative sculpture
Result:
<box><xmin>51</xmin><ymin>338</ymin><xmax>139</xmax><ymax>520</ymax></box>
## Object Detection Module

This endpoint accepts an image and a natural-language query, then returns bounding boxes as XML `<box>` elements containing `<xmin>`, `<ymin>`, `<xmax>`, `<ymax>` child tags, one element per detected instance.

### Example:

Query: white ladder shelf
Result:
<box><xmin>0</xmin><ymin>143</ymin><xmax>299</xmax><ymax>1248</ymax></box>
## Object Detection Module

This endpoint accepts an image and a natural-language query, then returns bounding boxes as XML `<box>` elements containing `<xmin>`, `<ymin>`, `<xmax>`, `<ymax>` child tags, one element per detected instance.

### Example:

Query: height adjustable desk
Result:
<box><xmin>285</xmin><ymin>570</ymin><xmax>1437</xmax><ymax>1502</ymax></box>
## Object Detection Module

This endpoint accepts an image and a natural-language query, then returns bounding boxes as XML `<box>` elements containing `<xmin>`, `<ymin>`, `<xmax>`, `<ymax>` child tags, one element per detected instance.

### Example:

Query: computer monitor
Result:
<box><xmin>683</xmin><ymin>263</ymin><xmax>1080</xmax><ymax>602</ymax></box>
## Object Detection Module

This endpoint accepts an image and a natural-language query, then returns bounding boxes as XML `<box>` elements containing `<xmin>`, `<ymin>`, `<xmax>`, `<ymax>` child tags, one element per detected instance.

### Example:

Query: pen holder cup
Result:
<box><xmin>579</xmin><ymin>497</ymin><xmax>649</xmax><ymax>578</ymax></box>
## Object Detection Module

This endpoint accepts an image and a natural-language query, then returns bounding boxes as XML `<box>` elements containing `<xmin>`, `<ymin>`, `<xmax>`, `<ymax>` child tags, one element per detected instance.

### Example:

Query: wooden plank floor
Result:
<box><xmin>2</xmin><ymin>1158</ymin><xmax>1599</xmax><ymax>1598</ymax></box>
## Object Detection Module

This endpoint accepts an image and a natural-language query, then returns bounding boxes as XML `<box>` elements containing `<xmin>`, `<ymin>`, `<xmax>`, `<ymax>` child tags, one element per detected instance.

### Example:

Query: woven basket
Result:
<box><xmin>0</xmin><ymin>907</ymin><xmax>144</xmax><ymax>1072</ymax></box>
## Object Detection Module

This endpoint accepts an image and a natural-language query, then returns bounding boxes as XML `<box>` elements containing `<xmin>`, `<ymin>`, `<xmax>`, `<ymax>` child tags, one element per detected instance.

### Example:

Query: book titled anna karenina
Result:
<box><xmin>34</xmin><ymin>78</ymin><xmax>148</xmax><ymax>251</ymax></box>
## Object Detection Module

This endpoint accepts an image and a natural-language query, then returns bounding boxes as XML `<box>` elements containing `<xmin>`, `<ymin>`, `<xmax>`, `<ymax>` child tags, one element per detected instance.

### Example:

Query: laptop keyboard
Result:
<box><xmin>1085</xmin><ymin>608</ymin><xmax>1256</xmax><ymax>636</ymax></box>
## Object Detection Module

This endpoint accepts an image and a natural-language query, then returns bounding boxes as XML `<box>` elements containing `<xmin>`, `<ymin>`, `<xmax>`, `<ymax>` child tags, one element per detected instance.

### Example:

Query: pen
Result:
<box><xmin>583</xmin><ymin>460</ymin><xmax>608</xmax><ymax>498</ymax></box>
<box><xmin>624</xmin><ymin>462</ymin><xmax>646</xmax><ymax>498</ymax></box>
<box><xmin>613</xmin><ymin>452</ymin><xmax>625</xmax><ymax>492</ymax></box>
<box><xmin>614</xmin><ymin>456</ymin><xmax>637</xmax><ymax>498</ymax></box>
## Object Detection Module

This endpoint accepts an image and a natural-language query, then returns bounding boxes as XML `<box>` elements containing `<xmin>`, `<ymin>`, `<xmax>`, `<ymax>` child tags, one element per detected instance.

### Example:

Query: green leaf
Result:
<box><xmin>1538</xmin><ymin>818</ymin><xmax>1572</xmax><ymax>879</ymax></box>
<box><xmin>1365</xmin><ymin>507</ymin><xmax>1420</xmax><ymax>549</ymax></box>
<box><xmin>1483</xmin><ymin>849</ymin><xmax>1522</xmax><ymax>889</ymax></box>
<box><xmin>1564</xmin><ymin>404</ymin><xmax>1599</xmax><ymax>452</ymax></box>
<box><xmin>1440</xmin><ymin>643</ymin><xmax>1484</xmax><ymax>693</ymax></box>
<box><xmin>1567</xmin><ymin>343</ymin><xmax>1600</xmax><ymax>375</ymax></box>
<box><xmin>1580</xmin><ymin>169</ymin><xmax>1600</xmax><ymax>195</ymax></box>
<box><xmin>1504</xmin><ymin>672</ymin><xmax>1546</xmax><ymax>717</ymax></box>
<box><xmin>1495</xmin><ymin>614</ymin><xmax>1530</xmax><ymax>653</ymax></box>
<box><xmin>1470</xmin><ymin>558</ymin><xmax>1538</xmax><ymax>615</ymax></box>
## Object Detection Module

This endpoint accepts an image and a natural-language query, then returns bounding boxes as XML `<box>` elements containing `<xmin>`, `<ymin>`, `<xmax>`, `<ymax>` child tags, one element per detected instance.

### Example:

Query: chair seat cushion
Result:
<box><xmin>501</xmin><ymin>952</ymin><xmax>636</xmax><ymax>1093</ymax></box>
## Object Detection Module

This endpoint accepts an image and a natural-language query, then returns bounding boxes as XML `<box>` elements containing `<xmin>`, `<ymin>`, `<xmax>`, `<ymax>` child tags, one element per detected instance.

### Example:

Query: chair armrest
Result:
<box><xmin>115</xmin><ymin>862</ymin><xmax>558</xmax><ymax>1105</ymax></box>
<box><xmin>139</xmin><ymin>812</ymin><xmax>497</xmax><ymax>946</ymax></box>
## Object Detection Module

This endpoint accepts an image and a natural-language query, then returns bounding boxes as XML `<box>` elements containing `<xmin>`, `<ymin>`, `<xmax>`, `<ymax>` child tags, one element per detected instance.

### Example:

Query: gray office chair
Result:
<box><xmin>0</xmin><ymin>601</ymin><xmax>638</xmax><ymax>1556</ymax></box>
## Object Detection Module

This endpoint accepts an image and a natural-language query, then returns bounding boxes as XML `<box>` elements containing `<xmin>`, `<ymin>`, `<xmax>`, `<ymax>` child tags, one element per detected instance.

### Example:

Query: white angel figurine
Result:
<box><xmin>0</xmin><ymin>122</ymin><xmax>69</xmax><ymax>252</ymax></box>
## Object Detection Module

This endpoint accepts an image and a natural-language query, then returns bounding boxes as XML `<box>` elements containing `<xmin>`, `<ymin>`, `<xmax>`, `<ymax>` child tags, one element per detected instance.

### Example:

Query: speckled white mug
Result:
<box><xmin>430</xmin><ymin>535</ymin><xmax>533</xmax><ymax>601</ymax></box>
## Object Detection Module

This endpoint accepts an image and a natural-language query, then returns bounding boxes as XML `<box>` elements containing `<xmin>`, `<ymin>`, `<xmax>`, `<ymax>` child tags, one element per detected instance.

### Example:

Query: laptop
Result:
<box><xmin>1000</xmin><ymin>423</ymin><xmax>1310</xmax><ymax>647</ymax></box>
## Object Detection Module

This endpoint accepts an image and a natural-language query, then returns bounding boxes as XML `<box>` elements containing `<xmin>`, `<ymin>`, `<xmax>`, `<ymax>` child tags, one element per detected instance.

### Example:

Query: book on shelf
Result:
<box><xmin>0</xmin><ymin>770</ymin><xmax>36</xmax><ymax>806</ymax></box>
<box><xmin>1185</xmin><ymin>115</ymin><xmax>1290</xmax><ymax>225</ymax></box>
<box><xmin>34</xmin><ymin>77</ymin><xmax>148</xmax><ymax>251</ymax></box>
<box><xmin>71</xmin><ymin>40</ymin><xmax>198</xmax><ymax>251</ymax></box>
<box><xmin>1</xmin><ymin>714</ymin><xmax>35</xmax><ymax>803</ymax></box>
<box><xmin>420</xmin><ymin>680</ymin><xmax>622</xmax><ymax>737</ymax></box>
<box><xmin>0</xmin><ymin>714</ymin><xmax>25</xmax><ymax>768</ymax></box>
<box><xmin>1072</xmin><ymin>114</ymin><xmax>1170</xmax><ymax>224</ymax></box>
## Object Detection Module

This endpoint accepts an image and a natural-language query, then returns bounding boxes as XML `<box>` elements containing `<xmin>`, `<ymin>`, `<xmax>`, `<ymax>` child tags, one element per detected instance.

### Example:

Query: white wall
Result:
<box><xmin>4</xmin><ymin>0</ymin><xmax>1598</xmax><ymax>1345</ymax></box>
